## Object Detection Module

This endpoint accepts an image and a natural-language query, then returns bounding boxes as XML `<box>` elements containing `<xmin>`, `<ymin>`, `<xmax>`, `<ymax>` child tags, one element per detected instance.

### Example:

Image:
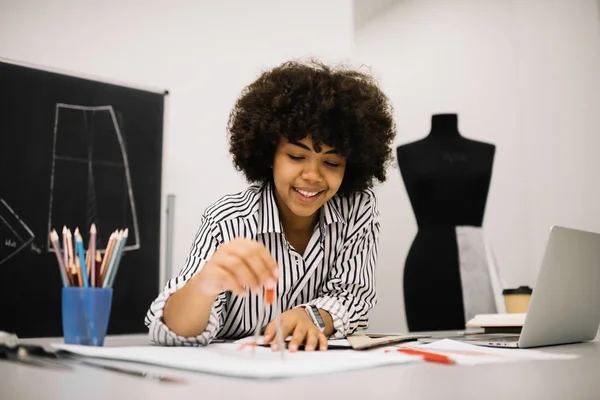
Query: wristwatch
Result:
<box><xmin>305</xmin><ymin>305</ymin><xmax>326</xmax><ymax>332</ymax></box>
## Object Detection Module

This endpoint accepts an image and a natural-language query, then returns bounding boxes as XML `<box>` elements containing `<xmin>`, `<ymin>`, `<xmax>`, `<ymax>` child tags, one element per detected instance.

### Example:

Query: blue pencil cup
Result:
<box><xmin>62</xmin><ymin>287</ymin><xmax>113</xmax><ymax>346</ymax></box>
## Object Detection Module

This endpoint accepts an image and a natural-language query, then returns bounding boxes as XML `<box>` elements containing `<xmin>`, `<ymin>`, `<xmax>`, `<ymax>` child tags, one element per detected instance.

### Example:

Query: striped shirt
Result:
<box><xmin>144</xmin><ymin>181</ymin><xmax>380</xmax><ymax>346</ymax></box>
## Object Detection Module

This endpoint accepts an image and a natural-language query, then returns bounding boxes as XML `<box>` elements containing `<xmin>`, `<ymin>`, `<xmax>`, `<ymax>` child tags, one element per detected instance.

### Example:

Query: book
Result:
<box><xmin>346</xmin><ymin>333</ymin><xmax>431</xmax><ymax>350</ymax></box>
<box><xmin>465</xmin><ymin>313</ymin><xmax>526</xmax><ymax>333</ymax></box>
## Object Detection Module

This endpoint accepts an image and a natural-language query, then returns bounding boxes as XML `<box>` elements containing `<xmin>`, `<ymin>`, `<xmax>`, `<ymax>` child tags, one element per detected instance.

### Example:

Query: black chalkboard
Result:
<box><xmin>0</xmin><ymin>61</ymin><xmax>165</xmax><ymax>337</ymax></box>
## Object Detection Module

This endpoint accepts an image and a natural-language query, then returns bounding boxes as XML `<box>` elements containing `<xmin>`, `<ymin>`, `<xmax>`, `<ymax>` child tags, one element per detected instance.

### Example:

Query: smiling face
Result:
<box><xmin>272</xmin><ymin>137</ymin><xmax>347</xmax><ymax>230</ymax></box>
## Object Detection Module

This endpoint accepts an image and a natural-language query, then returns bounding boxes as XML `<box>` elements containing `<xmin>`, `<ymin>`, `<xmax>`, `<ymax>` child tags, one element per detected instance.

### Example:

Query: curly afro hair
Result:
<box><xmin>227</xmin><ymin>60</ymin><xmax>396</xmax><ymax>196</ymax></box>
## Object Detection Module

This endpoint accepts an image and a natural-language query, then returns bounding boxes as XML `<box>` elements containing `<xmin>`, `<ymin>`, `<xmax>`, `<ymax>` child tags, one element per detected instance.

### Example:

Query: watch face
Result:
<box><xmin>313</xmin><ymin>311</ymin><xmax>325</xmax><ymax>326</ymax></box>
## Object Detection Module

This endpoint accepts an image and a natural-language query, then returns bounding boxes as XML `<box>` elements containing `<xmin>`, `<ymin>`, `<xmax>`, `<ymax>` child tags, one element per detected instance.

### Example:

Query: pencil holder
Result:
<box><xmin>62</xmin><ymin>287</ymin><xmax>113</xmax><ymax>346</ymax></box>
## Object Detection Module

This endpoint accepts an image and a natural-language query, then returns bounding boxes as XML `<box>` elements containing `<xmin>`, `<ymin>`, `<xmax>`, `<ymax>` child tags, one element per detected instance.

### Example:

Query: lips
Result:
<box><xmin>295</xmin><ymin>188</ymin><xmax>321</xmax><ymax>198</ymax></box>
<box><xmin>293</xmin><ymin>187</ymin><xmax>324</xmax><ymax>201</ymax></box>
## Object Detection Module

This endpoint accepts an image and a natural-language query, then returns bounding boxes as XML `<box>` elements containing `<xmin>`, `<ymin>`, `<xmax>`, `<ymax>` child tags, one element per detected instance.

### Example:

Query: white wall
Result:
<box><xmin>4</xmin><ymin>0</ymin><xmax>599</xmax><ymax>335</ymax></box>
<box><xmin>0</xmin><ymin>0</ymin><xmax>353</xmax><ymax>289</ymax></box>
<box><xmin>355</xmin><ymin>0</ymin><xmax>600</xmax><ymax>333</ymax></box>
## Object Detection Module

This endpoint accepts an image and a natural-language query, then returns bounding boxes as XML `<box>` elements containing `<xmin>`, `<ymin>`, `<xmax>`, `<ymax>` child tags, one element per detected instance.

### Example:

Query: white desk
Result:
<box><xmin>2</xmin><ymin>334</ymin><xmax>600</xmax><ymax>400</ymax></box>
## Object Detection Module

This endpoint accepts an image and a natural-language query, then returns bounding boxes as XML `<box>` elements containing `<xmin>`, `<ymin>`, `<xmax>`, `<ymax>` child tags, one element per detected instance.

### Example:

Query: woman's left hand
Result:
<box><xmin>263</xmin><ymin>307</ymin><xmax>328</xmax><ymax>352</ymax></box>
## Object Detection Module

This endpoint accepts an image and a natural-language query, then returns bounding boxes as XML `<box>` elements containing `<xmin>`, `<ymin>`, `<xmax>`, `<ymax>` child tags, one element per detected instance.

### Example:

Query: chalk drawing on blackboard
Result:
<box><xmin>47</xmin><ymin>104</ymin><xmax>140</xmax><ymax>254</ymax></box>
<box><xmin>0</xmin><ymin>198</ymin><xmax>35</xmax><ymax>265</ymax></box>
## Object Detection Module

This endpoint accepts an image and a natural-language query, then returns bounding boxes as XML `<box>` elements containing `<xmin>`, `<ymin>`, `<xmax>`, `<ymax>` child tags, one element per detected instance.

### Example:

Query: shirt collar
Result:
<box><xmin>257</xmin><ymin>181</ymin><xmax>283</xmax><ymax>234</ymax></box>
<box><xmin>319</xmin><ymin>194</ymin><xmax>344</xmax><ymax>227</ymax></box>
<box><xmin>257</xmin><ymin>181</ymin><xmax>345</xmax><ymax>235</ymax></box>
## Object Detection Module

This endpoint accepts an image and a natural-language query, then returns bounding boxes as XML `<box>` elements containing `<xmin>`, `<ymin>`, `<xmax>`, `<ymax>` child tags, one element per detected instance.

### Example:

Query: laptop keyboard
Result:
<box><xmin>461</xmin><ymin>334</ymin><xmax>520</xmax><ymax>343</ymax></box>
<box><xmin>488</xmin><ymin>336</ymin><xmax>520</xmax><ymax>342</ymax></box>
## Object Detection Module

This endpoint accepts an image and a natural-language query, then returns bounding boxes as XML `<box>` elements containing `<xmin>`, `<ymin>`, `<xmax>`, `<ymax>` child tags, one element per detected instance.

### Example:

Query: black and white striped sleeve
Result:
<box><xmin>303</xmin><ymin>191</ymin><xmax>380</xmax><ymax>339</ymax></box>
<box><xmin>144</xmin><ymin>214</ymin><xmax>227</xmax><ymax>346</ymax></box>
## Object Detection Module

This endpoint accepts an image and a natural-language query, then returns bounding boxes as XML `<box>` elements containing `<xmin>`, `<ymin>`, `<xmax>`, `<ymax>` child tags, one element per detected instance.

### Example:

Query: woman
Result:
<box><xmin>145</xmin><ymin>60</ymin><xmax>396</xmax><ymax>352</ymax></box>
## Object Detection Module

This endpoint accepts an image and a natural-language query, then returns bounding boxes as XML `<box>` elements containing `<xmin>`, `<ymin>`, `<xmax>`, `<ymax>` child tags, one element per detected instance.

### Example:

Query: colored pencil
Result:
<box><xmin>62</xmin><ymin>226</ymin><xmax>71</xmax><ymax>285</ymax></box>
<box><xmin>100</xmin><ymin>231</ymin><xmax>117</xmax><ymax>285</ymax></box>
<box><xmin>74</xmin><ymin>228</ymin><xmax>90</xmax><ymax>288</ymax></box>
<box><xmin>103</xmin><ymin>230</ymin><xmax>124</xmax><ymax>288</ymax></box>
<box><xmin>75</xmin><ymin>257</ymin><xmax>83</xmax><ymax>287</ymax></box>
<box><xmin>106</xmin><ymin>228</ymin><xmax>128</xmax><ymax>288</ymax></box>
<box><xmin>89</xmin><ymin>224</ymin><xmax>97</xmax><ymax>287</ymax></box>
<box><xmin>51</xmin><ymin>225</ymin><xmax>128</xmax><ymax>289</ymax></box>
<box><xmin>388</xmin><ymin>348</ymin><xmax>456</xmax><ymax>365</ymax></box>
<box><xmin>95</xmin><ymin>251</ymin><xmax>102</xmax><ymax>288</ymax></box>
<box><xmin>66</xmin><ymin>228</ymin><xmax>75</xmax><ymax>280</ymax></box>
<box><xmin>49</xmin><ymin>230</ymin><xmax>69</xmax><ymax>287</ymax></box>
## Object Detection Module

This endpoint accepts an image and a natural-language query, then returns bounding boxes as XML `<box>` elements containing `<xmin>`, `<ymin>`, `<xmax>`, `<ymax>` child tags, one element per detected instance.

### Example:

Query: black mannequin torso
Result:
<box><xmin>397</xmin><ymin>117</ymin><xmax>495</xmax><ymax>227</ymax></box>
<box><xmin>397</xmin><ymin>114</ymin><xmax>496</xmax><ymax>331</ymax></box>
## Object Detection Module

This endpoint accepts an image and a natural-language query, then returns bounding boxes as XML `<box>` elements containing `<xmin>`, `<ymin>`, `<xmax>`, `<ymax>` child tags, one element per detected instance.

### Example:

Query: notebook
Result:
<box><xmin>466</xmin><ymin>313</ymin><xmax>525</xmax><ymax>334</ymax></box>
<box><xmin>346</xmin><ymin>333</ymin><xmax>431</xmax><ymax>350</ymax></box>
<box><xmin>466</xmin><ymin>313</ymin><xmax>526</xmax><ymax>327</ymax></box>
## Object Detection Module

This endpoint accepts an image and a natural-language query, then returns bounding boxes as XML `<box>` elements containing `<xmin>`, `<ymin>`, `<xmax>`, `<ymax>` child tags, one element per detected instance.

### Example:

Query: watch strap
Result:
<box><xmin>305</xmin><ymin>305</ymin><xmax>326</xmax><ymax>332</ymax></box>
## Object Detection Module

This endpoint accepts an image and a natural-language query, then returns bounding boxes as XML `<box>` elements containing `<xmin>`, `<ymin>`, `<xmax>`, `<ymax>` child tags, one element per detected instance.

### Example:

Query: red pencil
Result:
<box><xmin>387</xmin><ymin>348</ymin><xmax>455</xmax><ymax>365</ymax></box>
<box><xmin>95</xmin><ymin>251</ymin><xmax>102</xmax><ymax>288</ymax></box>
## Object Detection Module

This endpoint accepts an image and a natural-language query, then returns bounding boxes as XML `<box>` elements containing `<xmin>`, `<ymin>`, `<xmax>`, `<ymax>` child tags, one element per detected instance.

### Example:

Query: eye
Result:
<box><xmin>288</xmin><ymin>154</ymin><xmax>304</xmax><ymax>161</ymax></box>
<box><xmin>325</xmin><ymin>161</ymin><xmax>340</xmax><ymax>167</ymax></box>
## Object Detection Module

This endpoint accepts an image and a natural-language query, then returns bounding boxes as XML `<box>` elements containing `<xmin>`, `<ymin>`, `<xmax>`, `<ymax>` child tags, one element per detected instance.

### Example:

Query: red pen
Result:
<box><xmin>386</xmin><ymin>348</ymin><xmax>456</xmax><ymax>365</ymax></box>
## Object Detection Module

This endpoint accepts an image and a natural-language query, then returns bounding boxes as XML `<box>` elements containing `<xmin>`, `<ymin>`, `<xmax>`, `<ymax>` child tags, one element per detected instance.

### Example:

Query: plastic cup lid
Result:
<box><xmin>502</xmin><ymin>285</ymin><xmax>533</xmax><ymax>295</ymax></box>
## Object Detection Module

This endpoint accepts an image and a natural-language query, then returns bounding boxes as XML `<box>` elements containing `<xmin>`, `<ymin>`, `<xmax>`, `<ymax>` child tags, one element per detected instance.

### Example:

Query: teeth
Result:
<box><xmin>296</xmin><ymin>189</ymin><xmax>319</xmax><ymax>198</ymax></box>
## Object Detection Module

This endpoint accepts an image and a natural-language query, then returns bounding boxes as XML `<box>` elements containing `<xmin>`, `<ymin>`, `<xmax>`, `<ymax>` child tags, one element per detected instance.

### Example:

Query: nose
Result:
<box><xmin>301</xmin><ymin>160</ymin><xmax>323</xmax><ymax>182</ymax></box>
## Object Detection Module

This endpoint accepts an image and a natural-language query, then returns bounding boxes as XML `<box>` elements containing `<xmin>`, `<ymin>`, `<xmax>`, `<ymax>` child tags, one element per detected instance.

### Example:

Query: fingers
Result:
<box><xmin>212</xmin><ymin>250</ymin><xmax>260</xmax><ymax>293</ymax></box>
<box><xmin>297</xmin><ymin>329</ymin><xmax>327</xmax><ymax>352</ymax></box>
<box><xmin>304</xmin><ymin>330</ymin><xmax>320</xmax><ymax>352</ymax></box>
<box><xmin>272</xmin><ymin>317</ymin><xmax>296</xmax><ymax>351</ymax></box>
<box><xmin>202</xmin><ymin>239</ymin><xmax>278</xmax><ymax>296</ymax></box>
<box><xmin>227</xmin><ymin>239</ymin><xmax>278</xmax><ymax>287</ymax></box>
<box><xmin>197</xmin><ymin>264</ymin><xmax>243</xmax><ymax>296</ymax></box>
<box><xmin>318</xmin><ymin>332</ymin><xmax>328</xmax><ymax>351</ymax></box>
<box><xmin>287</xmin><ymin>325</ymin><xmax>308</xmax><ymax>353</ymax></box>
<box><xmin>263</xmin><ymin>321</ymin><xmax>276</xmax><ymax>344</ymax></box>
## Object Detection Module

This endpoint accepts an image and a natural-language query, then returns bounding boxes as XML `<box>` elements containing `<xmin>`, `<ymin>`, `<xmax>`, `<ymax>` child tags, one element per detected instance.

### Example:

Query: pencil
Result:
<box><xmin>390</xmin><ymin>348</ymin><xmax>456</xmax><ymax>365</ymax></box>
<box><xmin>75</xmin><ymin>228</ymin><xmax>90</xmax><ymax>288</ymax></box>
<box><xmin>75</xmin><ymin>256</ymin><xmax>83</xmax><ymax>287</ymax></box>
<box><xmin>95</xmin><ymin>251</ymin><xmax>102</xmax><ymax>288</ymax></box>
<box><xmin>106</xmin><ymin>229</ymin><xmax>129</xmax><ymax>287</ymax></box>
<box><xmin>102</xmin><ymin>230</ymin><xmax>121</xmax><ymax>288</ymax></box>
<box><xmin>72</xmin><ymin>265</ymin><xmax>79</xmax><ymax>287</ymax></box>
<box><xmin>100</xmin><ymin>232</ymin><xmax>117</xmax><ymax>285</ymax></box>
<box><xmin>102</xmin><ymin>230</ymin><xmax>125</xmax><ymax>288</ymax></box>
<box><xmin>67</xmin><ymin>229</ymin><xmax>81</xmax><ymax>287</ymax></box>
<box><xmin>66</xmin><ymin>228</ymin><xmax>74</xmax><ymax>277</ymax></box>
<box><xmin>49</xmin><ymin>230</ymin><xmax>69</xmax><ymax>287</ymax></box>
<box><xmin>62</xmin><ymin>226</ymin><xmax>71</xmax><ymax>285</ymax></box>
<box><xmin>85</xmin><ymin>248</ymin><xmax>91</xmax><ymax>284</ymax></box>
<box><xmin>89</xmin><ymin>224</ymin><xmax>97</xmax><ymax>287</ymax></box>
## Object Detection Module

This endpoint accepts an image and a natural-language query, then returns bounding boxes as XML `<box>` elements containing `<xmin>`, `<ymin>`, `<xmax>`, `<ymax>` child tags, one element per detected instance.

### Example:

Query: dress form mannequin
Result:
<box><xmin>397</xmin><ymin>113</ymin><xmax>499</xmax><ymax>331</ymax></box>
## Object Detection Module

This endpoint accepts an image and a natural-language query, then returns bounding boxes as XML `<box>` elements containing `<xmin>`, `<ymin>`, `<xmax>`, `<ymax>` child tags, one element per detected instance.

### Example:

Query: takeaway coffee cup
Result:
<box><xmin>502</xmin><ymin>286</ymin><xmax>533</xmax><ymax>313</ymax></box>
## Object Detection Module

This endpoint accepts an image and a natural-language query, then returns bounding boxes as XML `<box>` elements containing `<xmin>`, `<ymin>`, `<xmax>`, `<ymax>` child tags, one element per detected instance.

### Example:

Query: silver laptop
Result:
<box><xmin>450</xmin><ymin>225</ymin><xmax>600</xmax><ymax>348</ymax></box>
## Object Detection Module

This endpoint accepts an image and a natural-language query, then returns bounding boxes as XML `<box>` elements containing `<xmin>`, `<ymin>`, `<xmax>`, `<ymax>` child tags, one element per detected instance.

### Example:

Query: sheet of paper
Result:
<box><xmin>397</xmin><ymin>339</ymin><xmax>579</xmax><ymax>365</ymax></box>
<box><xmin>234</xmin><ymin>335</ymin><xmax>352</xmax><ymax>348</ymax></box>
<box><xmin>51</xmin><ymin>342</ymin><xmax>415</xmax><ymax>379</ymax></box>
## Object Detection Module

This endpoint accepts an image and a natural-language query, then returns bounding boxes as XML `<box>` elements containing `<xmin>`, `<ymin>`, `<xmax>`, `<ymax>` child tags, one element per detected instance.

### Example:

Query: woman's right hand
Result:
<box><xmin>194</xmin><ymin>238</ymin><xmax>279</xmax><ymax>297</ymax></box>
